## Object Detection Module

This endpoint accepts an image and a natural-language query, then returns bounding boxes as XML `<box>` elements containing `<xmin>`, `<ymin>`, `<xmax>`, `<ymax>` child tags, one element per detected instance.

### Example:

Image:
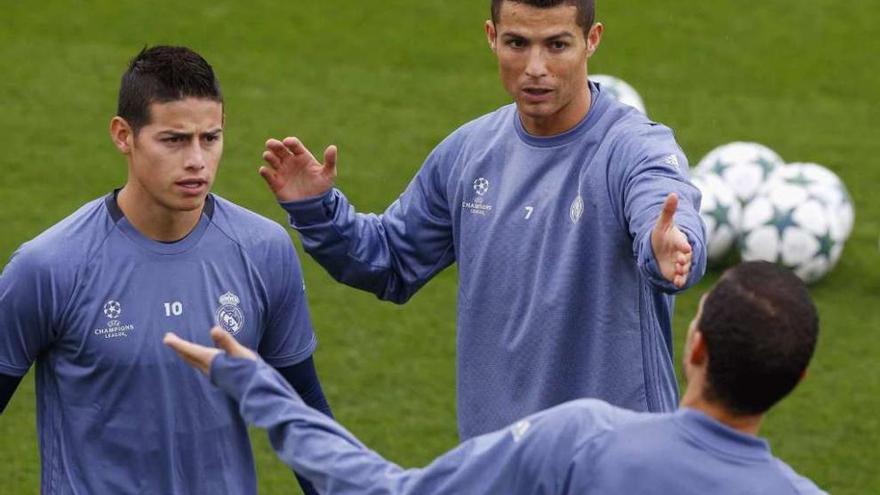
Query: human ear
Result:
<box><xmin>110</xmin><ymin>116</ymin><xmax>134</xmax><ymax>155</ymax></box>
<box><xmin>586</xmin><ymin>22</ymin><xmax>604</xmax><ymax>57</ymax></box>
<box><xmin>688</xmin><ymin>330</ymin><xmax>708</xmax><ymax>366</ymax></box>
<box><xmin>485</xmin><ymin>20</ymin><xmax>498</xmax><ymax>52</ymax></box>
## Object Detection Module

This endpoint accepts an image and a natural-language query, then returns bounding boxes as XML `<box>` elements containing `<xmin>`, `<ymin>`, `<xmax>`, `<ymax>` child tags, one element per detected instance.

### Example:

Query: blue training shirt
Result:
<box><xmin>211</xmin><ymin>353</ymin><xmax>826</xmax><ymax>495</ymax></box>
<box><xmin>0</xmin><ymin>193</ymin><xmax>317</xmax><ymax>494</ymax></box>
<box><xmin>282</xmin><ymin>82</ymin><xmax>707</xmax><ymax>439</ymax></box>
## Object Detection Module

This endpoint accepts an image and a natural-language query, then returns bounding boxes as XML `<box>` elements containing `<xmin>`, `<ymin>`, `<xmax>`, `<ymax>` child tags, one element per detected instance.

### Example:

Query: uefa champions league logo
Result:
<box><xmin>473</xmin><ymin>177</ymin><xmax>490</xmax><ymax>196</ymax></box>
<box><xmin>216</xmin><ymin>292</ymin><xmax>245</xmax><ymax>335</ymax></box>
<box><xmin>103</xmin><ymin>300</ymin><xmax>122</xmax><ymax>319</ymax></box>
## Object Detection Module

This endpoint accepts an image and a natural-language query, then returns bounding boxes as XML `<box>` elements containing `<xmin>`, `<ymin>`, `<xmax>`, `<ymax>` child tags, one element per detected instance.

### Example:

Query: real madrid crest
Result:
<box><xmin>216</xmin><ymin>292</ymin><xmax>245</xmax><ymax>335</ymax></box>
<box><xmin>570</xmin><ymin>195</ymin><xmax>584</xmax><ymax>224</ymax></box>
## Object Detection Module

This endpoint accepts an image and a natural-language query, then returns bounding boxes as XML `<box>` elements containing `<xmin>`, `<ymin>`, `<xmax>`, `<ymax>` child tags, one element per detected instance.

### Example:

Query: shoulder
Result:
<box><xmin>7</xmin><ymin>197</ymin><xmax>114</xmax><ymax>275</ymax></box>
<box><xmin>535</xmin><ymin>399</ymin><xmax>650</xmax><ymax>438</ymax></box>
<box><xmin>596</xmin><ymin>105</ymin><xmax>690</xmax><ymax>180</ymax></box>
<box><xmin>604</xmin><ymin>110</ymin><xmax>680</xmax><ymax>159</ymax></box>
<box><xmin>208</xmin><ymin>195</ymin><xmax>292</xmax><ymax>250</ymax></box>
<box><xmin>773</xmin><ymin>458</ymin><xmax>828</xmax><ymax>495</ymax></box>
<box><xmin>433</xmin><ymin>103</ymin><xmax>518</xmax><ymax>155</ymax></box>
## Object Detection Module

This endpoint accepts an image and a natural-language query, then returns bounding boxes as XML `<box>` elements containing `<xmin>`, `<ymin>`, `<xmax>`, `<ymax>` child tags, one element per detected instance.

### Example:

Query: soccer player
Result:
<box><xmin>0</xmin><ymin>46</ymin><xmax>330</xmax><ymax>494</ymax></box>
<box><xmin>259</xmin><ymin>0</ymin><xmax>707</xmax><ymax>439</ymax></box>
<box><xmin>166</xmin><ymin>261</ymin><xmax>826</xmax><ymax>494</ymax></box>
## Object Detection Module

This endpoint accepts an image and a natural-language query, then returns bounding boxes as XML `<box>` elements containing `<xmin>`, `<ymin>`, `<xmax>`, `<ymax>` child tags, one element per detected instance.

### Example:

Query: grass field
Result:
<box><xmin>1</xmin><ymin>1</ymin><xmax>878</xmax><ymax>493</ymax></box>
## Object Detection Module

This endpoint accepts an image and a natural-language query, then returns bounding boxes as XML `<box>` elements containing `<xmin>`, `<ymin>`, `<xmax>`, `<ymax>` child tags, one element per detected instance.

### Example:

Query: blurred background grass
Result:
<box><xmin>1</xmin><ymin>1</ymin><xmax>877</xmax><ymax>493</ymax></box>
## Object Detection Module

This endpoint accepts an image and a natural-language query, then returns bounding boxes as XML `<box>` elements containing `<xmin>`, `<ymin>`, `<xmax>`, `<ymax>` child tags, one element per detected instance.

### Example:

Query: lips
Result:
<box><xmin>522</xmin><ymin>87</ymin><xmax>553</xmax><ymax>102</ymax></box>
<box><xmin>175</xmin><ymin>178</ymin><xmax>208</xmax><ymax>195</ymax></box>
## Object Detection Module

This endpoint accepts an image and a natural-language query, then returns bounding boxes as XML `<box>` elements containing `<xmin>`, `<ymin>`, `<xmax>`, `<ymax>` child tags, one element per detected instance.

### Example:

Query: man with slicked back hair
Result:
<box><xmin>259</xmin><ymin>0</ymin><xmax>707</xmax><ymax>440</ymax></box>
<box><xmin>0</xmin><ymin>45</ymin><xmax>331</xmax><ymax>495</ymax></box>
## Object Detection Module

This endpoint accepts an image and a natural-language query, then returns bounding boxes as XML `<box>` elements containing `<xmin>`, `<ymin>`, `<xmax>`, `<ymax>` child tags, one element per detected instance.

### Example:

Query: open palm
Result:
<box><xmin>260</xmin><ymin>137</ymin><xmax>338</xmax><ymax>202</ymax></box>
<box><xmin>651</xmin><ymin>193</ymin><xmax>693</xmax><ymax>288</ymax></box>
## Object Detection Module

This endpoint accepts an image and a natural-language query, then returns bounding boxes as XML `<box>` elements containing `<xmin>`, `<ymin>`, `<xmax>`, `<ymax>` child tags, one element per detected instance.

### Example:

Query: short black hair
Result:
<box><xmin>490</xmin><ymin>0</ymin><xmax>596</xmax><ymax>34</ymax></box>
<box><xmin>699</xmin><ymin>261</ymin><xmax>819</xmax><ymax>415</ymax></box>
<box><xmin>117</xmin><ymin>45</ymin><xmax>223</xmax><ymax>133</ymax></box>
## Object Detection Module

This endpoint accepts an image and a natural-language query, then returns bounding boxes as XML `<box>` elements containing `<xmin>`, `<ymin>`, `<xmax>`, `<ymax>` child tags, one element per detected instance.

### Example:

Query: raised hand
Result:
<box><xmin>650</xmin><ymin>193</ymin><xmax>693</xmax><ymax>288</ymax></box>
<box><xmin>164</xmin><ymin>327</ymin><xmax>257</xmax><ymax>375</ymax></box>
<box><xmin>260</xmin><ymin>137</ymin><xmax>338</xmax><ymax>202</ymax></box>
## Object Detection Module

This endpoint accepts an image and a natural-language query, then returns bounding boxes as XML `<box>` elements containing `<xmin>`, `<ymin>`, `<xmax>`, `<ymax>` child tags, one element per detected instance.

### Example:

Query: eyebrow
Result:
<box><xmin>501</xmin><ymin>30</ymin><xmax>576</xmax><ymax>41</ymax></box>
<box><xmin>158</xmin><ymin>129</ymin><xmax>223</xmax><ymax>138</ymax></box>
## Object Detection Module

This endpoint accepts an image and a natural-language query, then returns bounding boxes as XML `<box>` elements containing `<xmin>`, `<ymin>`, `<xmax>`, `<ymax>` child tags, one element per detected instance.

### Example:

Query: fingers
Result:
<box><xmin>163</xmin><ymin>332</ymin><xmax>219</xmax><ymax>375</ymax></box>
<box><xmin>265</xmin><ymin>138</ymin><xmax>294</xmax><ymax>163</ymax></box>
<box><xmin>210</xmin><ymin>327</ymin><xmax>258</xmax><ymax>361</ymax></box>
<box><xmin>656</xmin><ymin>193</ymin><xmax>679</xmax><ymax>230</ymax></box>
<box><xmin>258</xmin><ymin>165</ymin><xmax>281</xmax><ymax>191</ymax></box>
<box><xmin>673</xmin><ymin>250</ymin><xmax>692</xmax><ymax>288</ymax></box>
<box><xmin>282</xmin><ymin>137</ymin><xmax>310</xmax><ymax>157</ymax></box>
<box><xmin>262</xmin><ymin>148</ymin><xmax>283</xmax><ymax>170</ymax></box>
<box><xmin>323</xmin><ymin>145</ymin><xmax>338</xmax><ymax>177</ymax></box>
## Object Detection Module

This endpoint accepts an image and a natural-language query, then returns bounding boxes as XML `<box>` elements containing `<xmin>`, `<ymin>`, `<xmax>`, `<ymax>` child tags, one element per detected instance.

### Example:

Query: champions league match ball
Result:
<box><xmin>691</xmin><ymin>173</ymin><xmax>742</xmax><ymax>264</ymax></box>
<box><xmin>695</xmin><ymin>142</ymin><xmax>784</xmax><ymax>206</ymax></box>
<box><xmin>762</xmin><ymin>162</ymin><xmax>854</xmax><ymax>241</ymax></box>
<box><xmin>739</xmin><ymin>179</ymin><xmax>844</xmax><ymax>284</ymax></box>
<box><xmin>590</xmin><ymin>74</ymin><xmax>646</xmax><ymax>114</ymax></box>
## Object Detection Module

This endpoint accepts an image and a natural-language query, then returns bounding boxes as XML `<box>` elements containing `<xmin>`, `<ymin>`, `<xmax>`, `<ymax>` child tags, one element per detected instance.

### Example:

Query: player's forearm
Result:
<box><xmin>212</xmin><ymin>355</ymin><xmax>433</xmax><ymax>494</ymax></box>
<box><xmin>280</xmin><ymin>188</ymin><xmax>451</xmax><ymax>303</ymax></box>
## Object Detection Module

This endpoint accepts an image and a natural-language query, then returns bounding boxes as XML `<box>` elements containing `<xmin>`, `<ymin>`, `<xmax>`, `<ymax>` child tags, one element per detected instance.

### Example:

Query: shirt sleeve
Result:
<box><xmin>279</xmin><ymin>140</ymin><xmax>457</xmax><ymax>304</ymax></box>
<box><xmin>611</xmin><ymin>123</ymin><xmax>707</xmax><ymax>293</ymax></box>
<box><xmin>256</xmin><ymin>230</ymin><xmax>318</xmax><ymax>368</ymax></box>
<box><xmin>0</xmin><ymin>246</ymin><xmax>66</xmax><ymax>376</ymax></box>
<box><xmin>210</xmin><ymin>355</ymin><xmax>603</xmax><ymax>495</ymax></box>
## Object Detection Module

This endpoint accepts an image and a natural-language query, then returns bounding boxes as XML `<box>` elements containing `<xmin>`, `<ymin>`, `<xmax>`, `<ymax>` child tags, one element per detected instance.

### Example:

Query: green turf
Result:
<box><xmin>1</xmin><ymin>1</ymin><xmax>878</xmax><ymax>493</ymax></box>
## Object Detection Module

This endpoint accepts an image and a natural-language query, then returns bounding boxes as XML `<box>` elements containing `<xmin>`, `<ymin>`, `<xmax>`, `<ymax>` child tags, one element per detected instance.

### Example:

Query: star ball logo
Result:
<box><xmin>95</xmin><ymin>300</ymin><xmax>135</xmax><ymax>339</ymax></box>
<box><xmin>463</xmin><ymin>177</ymin><xmax>494</xmax><ymax>216</ymax></box>
<box><xmin>103</xmin><ymin>300</ymin><xmax>122</xmax><ymax>319</ymax></box>
<box><xmin>473</xmin><ymin>177</ymin><xmax>490</xmax><ymax>196</ymax></box>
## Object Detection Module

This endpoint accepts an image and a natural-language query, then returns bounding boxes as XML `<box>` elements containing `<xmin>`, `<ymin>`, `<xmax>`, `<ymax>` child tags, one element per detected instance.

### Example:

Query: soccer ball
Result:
<box><xmin>762</xmin><ymin>162</ymin><xmax>854</xmax><ymax>241</ymax></box>
<box><xmin>695</xmin><ymin>142</ymin><xmax>784</xmax><ymax>205</ymax></box>
<box><xmin>691</xmin><ymin>173</ymin><xmax>742</xmax><ymax>264</ymax></box>
<box><xmin>739</xmin><ymin>180</ymin><xmax>843</xmax><ymax>284</ymax></box>
<box><xmin>591</xmin><ymin>74</ymin><xmax>646</xmax><ymax>114</ymax></box>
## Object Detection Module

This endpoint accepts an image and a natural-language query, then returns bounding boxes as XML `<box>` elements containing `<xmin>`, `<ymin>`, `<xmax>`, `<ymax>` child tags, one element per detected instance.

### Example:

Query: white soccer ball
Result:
<box><xmin>591</xmin><ymin>74</ymin><xmax>646</xmax><ymax>114</ymax></box>
<box><xmin>695</xmin><ymin>142</ymin><xmax>784</xmax><ymax>205</ymax></box>
<box><xmin>739</xmin><ymin>180</ymin><xmax>843</xmax><ymax>284</ymax></box>
<box><xmin>691</xmin><ymin>173</ymin><xmax>742</xmax><ymax>264</ymax></box>
<box><xmin>762</xmin><ymin>162</ymin><xmax>854</xmax><ymax>241</ymax></box>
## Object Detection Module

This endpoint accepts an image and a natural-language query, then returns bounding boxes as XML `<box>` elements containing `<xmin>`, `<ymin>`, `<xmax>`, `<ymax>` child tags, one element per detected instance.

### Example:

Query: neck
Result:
<box><xmin>117</xmin><ymin>185</ymin><xmax>204</xmax><ymax>242</ymax></box>
<box><xmin>520</xmin><ymin>81</ymin><xmax>591</xmax><ymax>137</ymax></box>
<box><xmin>680</xmin><ymin>387</ymin><xmax>764</xmax><ymax>436</ymax></box>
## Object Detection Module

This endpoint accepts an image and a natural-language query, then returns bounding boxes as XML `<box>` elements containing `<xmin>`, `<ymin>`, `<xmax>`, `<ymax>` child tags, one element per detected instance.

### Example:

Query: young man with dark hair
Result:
<box><xmin>0</xmin><ymin>46</ymin><xmax>330</xmax><ymax>494</ymax></box>
<box><xmin>259</xmin><ymin>0</ymin><xmax>706</xmax><ymax>440</ymax></box>
<box><xmin>166</xmin><ymin>261</ymin><xmax>826</xmax><ymax>494</ymax></box>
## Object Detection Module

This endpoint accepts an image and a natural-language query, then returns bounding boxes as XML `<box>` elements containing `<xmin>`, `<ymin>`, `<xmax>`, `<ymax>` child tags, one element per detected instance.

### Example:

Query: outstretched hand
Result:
<box><xmin>650</xmin><ymin>193</ymin><xmax>693</xmax><ymax>288</ymax></box>
<box><xmin>260</xmin><ymin>137</ymin><xmax>338</xmax><ymax>202</ymax></box>
<box><xmin>164</xmin><ymin>327</ymin><xmax>257</xmax><ymax>376</ymax></box>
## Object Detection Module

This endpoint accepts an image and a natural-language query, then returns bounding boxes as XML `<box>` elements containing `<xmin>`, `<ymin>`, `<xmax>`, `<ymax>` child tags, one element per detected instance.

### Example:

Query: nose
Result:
<box><xmin>185</xmin><ymin>141</ymin><xmax>206</xmax><ymax>170</ymax></box>
<box><xmin>524</xmin><ymin>47</ymin><xmax>548</xmax><ymax>79</ymax></box>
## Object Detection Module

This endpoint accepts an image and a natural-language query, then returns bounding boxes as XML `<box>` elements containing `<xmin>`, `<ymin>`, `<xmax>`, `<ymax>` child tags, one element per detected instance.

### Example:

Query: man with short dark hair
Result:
<box><xmin>0</xmin><ymin>45</ymin><xmax>330</xmax><ymax>494</ymax></box>
<box><xmin>166</xmin><ymin>261</ymin><xmax>826</xmax><ymax>494</ymax></box>
<box><xmin>259</xmin><ymin>0</ymin><xmax>707</xmax><ymax>440</ymax></box>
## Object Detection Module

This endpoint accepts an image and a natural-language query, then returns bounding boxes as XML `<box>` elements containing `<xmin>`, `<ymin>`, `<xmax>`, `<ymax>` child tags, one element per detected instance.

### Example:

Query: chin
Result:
<box><xmin>171</xmin><ymin>196</ymin><xmax>207</xmax><ymax>212</ymax></box>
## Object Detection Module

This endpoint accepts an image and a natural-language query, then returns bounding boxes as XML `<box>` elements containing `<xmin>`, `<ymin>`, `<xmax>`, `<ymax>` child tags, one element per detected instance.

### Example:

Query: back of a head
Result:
<box><xmin>117</xmin><ymin>45</ymin><xmax>223</xmax><ymax>133</ymax></box>
<box><xmin>490</xmin><ymin>0</ymin><xmax>596</xmax><ymax>32</ymax></box>
<box><xmin>699</xmin><ymin>261</ymin><xmax>819</xmax><ymax>415</ymax></box>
